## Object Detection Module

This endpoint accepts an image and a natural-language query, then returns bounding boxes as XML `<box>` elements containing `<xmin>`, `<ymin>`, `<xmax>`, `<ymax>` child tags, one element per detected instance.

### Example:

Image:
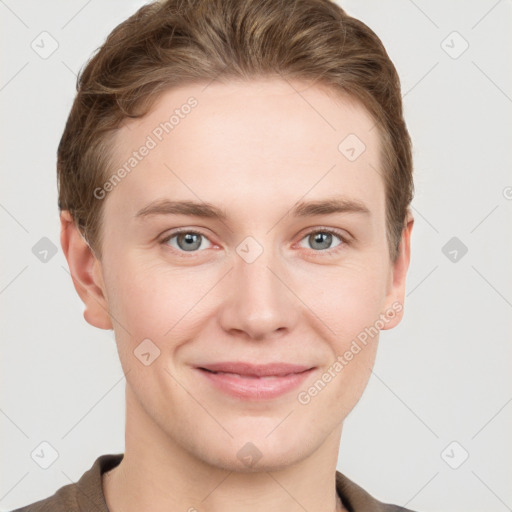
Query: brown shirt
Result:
<box><xmin>11</xmin><ymin>453</ymin><xmax>416</xmax><ymax>512</ymax></box>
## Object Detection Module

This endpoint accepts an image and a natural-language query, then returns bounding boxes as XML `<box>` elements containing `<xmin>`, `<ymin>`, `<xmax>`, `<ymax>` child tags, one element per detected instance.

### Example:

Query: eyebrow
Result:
<box><xmin>134</xmin><ymin>196</ymin><xmax>371</xmax><ymax>220</ymax></box>
<box><xmin>293</xmin><ymin>197</ymin><xmax>370</xmax><ymax>217</ymax></box>
<box><xmin>135</xmin><ymin>199</ymin><xmax>228</xmax><ymax>220</ymax></box>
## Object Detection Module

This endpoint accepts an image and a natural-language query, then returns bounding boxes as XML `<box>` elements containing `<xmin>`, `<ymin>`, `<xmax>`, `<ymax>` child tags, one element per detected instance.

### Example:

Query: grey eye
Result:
<box><xmin>166</xmin><ymin>232</ymin><xmax>212</xmax><ymax>252</ymax></box>
<box><xmin>299</xmin><ymin>231</ymin><xmax>343</xmax><ymax>251</ymax></box>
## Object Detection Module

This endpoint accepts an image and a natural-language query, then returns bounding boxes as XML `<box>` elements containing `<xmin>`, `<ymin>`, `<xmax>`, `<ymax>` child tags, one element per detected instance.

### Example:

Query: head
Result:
<box><xmin>60</xmin><ymin>0</ymin><xmax>414</xmax><ymax>471</ymax></box>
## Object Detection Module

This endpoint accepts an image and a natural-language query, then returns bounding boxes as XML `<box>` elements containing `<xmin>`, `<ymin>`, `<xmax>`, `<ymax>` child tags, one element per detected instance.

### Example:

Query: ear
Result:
<box><xmin>381</xmin><ymin>211</ymin><xmax>414</xmax><ymax>330</ymax></box>
<box><xmin>60</xmin><ymin>210</ymin><xmax>113</xmax><ymax>330</ymax></box>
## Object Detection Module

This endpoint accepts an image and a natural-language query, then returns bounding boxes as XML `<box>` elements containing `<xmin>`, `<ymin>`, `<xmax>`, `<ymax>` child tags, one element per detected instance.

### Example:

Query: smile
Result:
<box><xmin>195</xmin><ymin>362</ymin><xmax>316</xmax><ymax>401</ymax></box>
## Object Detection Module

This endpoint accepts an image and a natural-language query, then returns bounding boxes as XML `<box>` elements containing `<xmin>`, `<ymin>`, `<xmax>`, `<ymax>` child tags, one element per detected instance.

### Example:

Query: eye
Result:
<box><xmin>297</xmin><ymin>228</ymin><xmax>347</xmax><ymax>252</ymax></box>
<box><xmin>161</xmin><ymin>230</ymin><xmax>213</xmax><ymax>252</ymax></box>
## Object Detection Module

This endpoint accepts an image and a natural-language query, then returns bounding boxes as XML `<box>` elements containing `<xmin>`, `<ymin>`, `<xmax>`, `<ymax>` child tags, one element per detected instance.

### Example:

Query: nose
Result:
<box><xmin>217</xmin><ymin>243</ymin><xmax>300</xmax><ymax>341</ymax></box>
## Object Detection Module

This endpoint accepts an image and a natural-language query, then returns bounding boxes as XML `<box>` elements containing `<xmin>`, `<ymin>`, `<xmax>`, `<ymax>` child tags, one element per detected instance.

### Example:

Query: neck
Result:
<box><xmin>103</xmin><ymin>385</ymin><xmax>347</xmax><ymax>512</ymax></box>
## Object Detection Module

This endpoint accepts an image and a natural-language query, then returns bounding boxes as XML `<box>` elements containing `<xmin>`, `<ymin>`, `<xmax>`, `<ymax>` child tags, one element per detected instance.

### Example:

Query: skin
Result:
<box><xmin>61</xmin><ymin>78</ymin><xmax>413</xmax><ymax>512</ymax></box>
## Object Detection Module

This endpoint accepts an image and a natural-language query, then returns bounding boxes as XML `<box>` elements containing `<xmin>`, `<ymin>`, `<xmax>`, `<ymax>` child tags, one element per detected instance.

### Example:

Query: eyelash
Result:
<box><xmin>159</xmin><ymin>227</ymin><xmax>350</xmax><ymax>257</ymax></box>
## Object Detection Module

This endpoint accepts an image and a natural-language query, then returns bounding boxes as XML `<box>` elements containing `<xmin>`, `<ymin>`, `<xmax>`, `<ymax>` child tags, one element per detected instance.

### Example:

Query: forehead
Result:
<box><xmin>105</xmin><ymin>78</ymin><xmax>384</xmax><ymax>222</ymax></box>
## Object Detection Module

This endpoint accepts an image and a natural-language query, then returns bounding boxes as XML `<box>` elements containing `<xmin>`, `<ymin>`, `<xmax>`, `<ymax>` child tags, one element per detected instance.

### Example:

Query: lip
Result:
<box><xmin>195</xmin><ymin>362</ymin><xmax>315</xmax><ymax>400</ymax></box>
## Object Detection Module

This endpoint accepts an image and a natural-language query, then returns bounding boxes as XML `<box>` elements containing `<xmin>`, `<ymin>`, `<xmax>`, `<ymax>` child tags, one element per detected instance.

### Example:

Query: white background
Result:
<box><xmin>1</xmin><ymin>1</ymin><xmax>511</xmax><ymax>511</ymax></box>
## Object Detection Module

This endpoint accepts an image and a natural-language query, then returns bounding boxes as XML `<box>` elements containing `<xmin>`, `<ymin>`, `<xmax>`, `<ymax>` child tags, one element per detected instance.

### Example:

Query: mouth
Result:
<box><xmin>195</xmin><ymin>362</ymin><xmax>316</xmax><ymax>400</ymax></box>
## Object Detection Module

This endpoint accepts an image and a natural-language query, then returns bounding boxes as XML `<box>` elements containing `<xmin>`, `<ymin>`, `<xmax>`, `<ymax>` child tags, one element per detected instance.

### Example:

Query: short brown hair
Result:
<box><xmin>57</xmin><ymin>0</ymin><xmax>413</xmax><ymax>261</ymax></box>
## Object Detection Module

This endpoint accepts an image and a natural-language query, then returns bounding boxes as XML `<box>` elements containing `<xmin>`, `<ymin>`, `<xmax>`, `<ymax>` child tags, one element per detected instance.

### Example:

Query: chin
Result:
<box><xmin>204</xmin><ymin>446</ymin><xmax>304</xmax><ymax>474</ymax></box>
<box><xmin>194</xmin><ymin>426</ymin><xmax>314</xmax><ymax>473</ymax></box>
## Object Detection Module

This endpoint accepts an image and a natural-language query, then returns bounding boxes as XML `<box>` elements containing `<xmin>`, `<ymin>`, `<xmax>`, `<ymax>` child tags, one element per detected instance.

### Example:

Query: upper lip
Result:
<box><xmin>197</xmin><ymin>362</ymin><xmax>314</xmax><ymax>377</ymax></box>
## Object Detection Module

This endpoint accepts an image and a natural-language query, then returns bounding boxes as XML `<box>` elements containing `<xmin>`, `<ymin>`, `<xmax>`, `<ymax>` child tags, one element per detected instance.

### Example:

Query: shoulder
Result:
<box><xmin>11</xmin><ymin>481</ymin><xmax>79</xmax><ymax>512</ymax></box>
<box><xmin>11</xmin><ymin>453</ymin><xmax>124</xmax><ymax>512</ymax></box>
<box><xmin>336</xmin><ymin>471</ymin><xmax>418</xmax><ymax>512</ymax></box>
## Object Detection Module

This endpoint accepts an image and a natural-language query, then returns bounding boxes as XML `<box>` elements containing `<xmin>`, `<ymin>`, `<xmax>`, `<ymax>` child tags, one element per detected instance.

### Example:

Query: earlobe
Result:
<box><xmin>381</xmin><ymin>213</ymin><xmax>414</xmax><ymax>330</ymax></box>
<box><xmin>60</xmin><ymin>211</ymin><xmax>113</xmax><ymax>330</ymax></box>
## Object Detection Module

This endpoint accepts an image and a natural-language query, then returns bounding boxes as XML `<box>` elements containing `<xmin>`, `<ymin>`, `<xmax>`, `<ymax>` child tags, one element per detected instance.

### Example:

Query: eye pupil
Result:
<box><xmin>177</xmin><ymin>232</ymin><xmax>202</xmax><ymax>251</ymax></box>
<box><xmin>310</xmin><ymin>232</ymin><xmax>332</xmax><ymax>250</ymax></box>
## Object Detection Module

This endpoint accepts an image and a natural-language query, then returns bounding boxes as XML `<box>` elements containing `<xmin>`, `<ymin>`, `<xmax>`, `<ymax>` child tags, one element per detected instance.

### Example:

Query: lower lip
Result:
<box><xmin>196</xmin><ymin>368</ymin><xmax>315</xmax><ymax>401</ymax></box>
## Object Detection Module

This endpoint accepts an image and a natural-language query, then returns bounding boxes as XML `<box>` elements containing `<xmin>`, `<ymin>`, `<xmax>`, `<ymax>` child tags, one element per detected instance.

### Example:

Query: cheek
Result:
<box><xmin>103</xmin><ymin>251</ymin><xmax>226</xmax><ymax>362</ymax></box>
<box><xmin>296</xmin><ymin>260</ymin><xmax>389</xmax><ymax>344</ymax></box>
<box><xmin>319</xmin><ymin>346</ymin><xmax>377</xmax><ymax>422</ymax></box>
<box><xmin>296</xmin><ymin>269</ymin><xmax>383</xmax><ymax>419</ymax></box>
<box><xmin>291</xmin><ymin>262</ymin><xmax>385</xmax><ymax>411</ymax></box>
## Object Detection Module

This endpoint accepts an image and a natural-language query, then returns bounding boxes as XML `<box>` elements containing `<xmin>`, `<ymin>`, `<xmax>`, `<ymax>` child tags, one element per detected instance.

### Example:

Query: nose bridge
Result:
<box><xmin>218</xmin><ymin>236</ymin><xmax>298</xmax><ymax>340</ymax></box>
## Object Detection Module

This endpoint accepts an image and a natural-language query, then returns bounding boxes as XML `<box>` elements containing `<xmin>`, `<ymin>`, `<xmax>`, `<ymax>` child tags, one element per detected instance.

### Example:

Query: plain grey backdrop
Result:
<box><xmin>1</xmin><ymin>1</ymin><xmax>511</xmax><ymax>511</ymax></box>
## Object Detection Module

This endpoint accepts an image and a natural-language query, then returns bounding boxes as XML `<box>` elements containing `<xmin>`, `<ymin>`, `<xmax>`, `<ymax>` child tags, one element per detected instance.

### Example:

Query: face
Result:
<box><xmin>64</xmin><ymin>78</ymin><xmax>412</xmax><ymax>472</ymax></box>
